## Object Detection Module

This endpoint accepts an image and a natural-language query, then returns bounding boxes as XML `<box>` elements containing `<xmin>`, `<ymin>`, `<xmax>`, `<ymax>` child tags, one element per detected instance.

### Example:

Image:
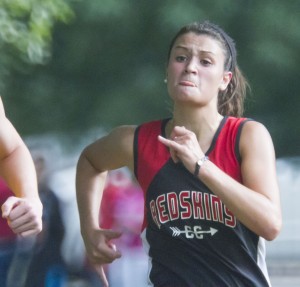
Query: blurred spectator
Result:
<box><xmin>23</xmin><ymin>150</ymin><xmax>66</xmax><ymax>287</ymax></box>
<box><xmin>100</xmin><ymin>168</ymin><xmax>144</xmax><ymax>249</ymax></box>
<box><xmin>100</xmin><ymin>168</ymin><xmax>148</xmax><ymax>287</ymax></box>
<box><xmin>48</xmin><ymin>165</ymin><xmax>102</xmax><ymax>287</ymax></box>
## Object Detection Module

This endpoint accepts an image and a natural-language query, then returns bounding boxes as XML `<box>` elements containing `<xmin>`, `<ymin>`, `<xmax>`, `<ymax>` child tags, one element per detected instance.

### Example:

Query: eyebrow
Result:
<box><xmin>174</xmin><ymin>45</ymin><xmax>215</xmax><ymax>55</ymax></box>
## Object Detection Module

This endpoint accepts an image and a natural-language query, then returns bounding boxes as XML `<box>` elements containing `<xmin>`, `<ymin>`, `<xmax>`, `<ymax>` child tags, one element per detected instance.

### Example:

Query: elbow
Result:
<box><xmin>76</xmin><ymin>148</ymin><xmax>107</xmax><ymax>176</ymax></box>
<box><xmin>261</xmin><ymin>201</ymin><xmax>282</xmax><ymax>241</ymax></box>
<box><xmin>263</xmin><ymin>216</ymin><xmax>282</xmax><ymax>241</ymax></box>
<box><xmin>77</xmin><ymin>148</ymin><xmax>95</xmax><ymax>171</ymax></box>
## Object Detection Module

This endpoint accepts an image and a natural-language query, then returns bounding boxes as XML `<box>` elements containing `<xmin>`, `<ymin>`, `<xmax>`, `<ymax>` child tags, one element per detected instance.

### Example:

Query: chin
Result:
<box><xmin>172</xmin><ymin>92</ymin><xmax>200</xmax><ymax>101</ymax></box>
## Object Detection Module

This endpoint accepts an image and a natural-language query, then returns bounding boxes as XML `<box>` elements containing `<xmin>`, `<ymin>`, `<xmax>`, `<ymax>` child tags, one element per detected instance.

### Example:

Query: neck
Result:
<box><xmin>168</xmin><ymin>104</ymin><xmax>224</xmax><ymax>151</ymax></box>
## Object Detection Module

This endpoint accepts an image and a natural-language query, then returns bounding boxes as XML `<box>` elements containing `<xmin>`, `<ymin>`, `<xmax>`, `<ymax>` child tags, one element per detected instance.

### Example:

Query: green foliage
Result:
<box><xmin>1</xmin><ymin>0</ymin><xmax>300</xmax><ymax>157</ymax></box>
<box><xmin>0</xmin><ymin>0</ymin><xmax>74</xmax><ymax>67</ymax></box>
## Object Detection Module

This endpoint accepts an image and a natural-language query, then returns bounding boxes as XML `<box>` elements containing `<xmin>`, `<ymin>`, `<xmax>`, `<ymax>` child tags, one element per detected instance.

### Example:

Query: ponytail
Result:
<box><xmin>218</xmin><ymin>65</ymin><xmax>249</xmax><ymax>117</ymax></box>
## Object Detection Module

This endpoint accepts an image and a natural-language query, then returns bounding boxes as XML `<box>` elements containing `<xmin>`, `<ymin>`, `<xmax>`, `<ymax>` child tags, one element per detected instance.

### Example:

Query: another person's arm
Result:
<box><xmin>0</xmin><ymin>97</ymin><xmax>43</xmax><ymax>237</ymax></box>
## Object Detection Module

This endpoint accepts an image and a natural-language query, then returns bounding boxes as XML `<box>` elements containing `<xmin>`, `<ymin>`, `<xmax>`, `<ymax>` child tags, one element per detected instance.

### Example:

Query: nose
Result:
<box><xmin>185</xmin><ymin>58</ymin><xmax>198</xmax><ymax>74</ymax></box>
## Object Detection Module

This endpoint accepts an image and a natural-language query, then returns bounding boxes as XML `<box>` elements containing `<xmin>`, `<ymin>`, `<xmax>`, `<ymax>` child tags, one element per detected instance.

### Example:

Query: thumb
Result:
<box><xmin>1</xmin><ymin>196</ymin><xmax>19</xmax><ymax>218</ymax></box>
<box><xmin>104</xmin><ymin>229</ymin><xmax>123</xmax><ymax>241</ymax></box>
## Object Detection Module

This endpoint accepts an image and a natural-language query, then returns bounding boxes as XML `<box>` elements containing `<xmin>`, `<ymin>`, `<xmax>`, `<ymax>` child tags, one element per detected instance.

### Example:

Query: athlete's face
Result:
<box><xmin>166</xmin><ymin>33</ymin><xmax>232</xmax><ymax>107</ymax></box>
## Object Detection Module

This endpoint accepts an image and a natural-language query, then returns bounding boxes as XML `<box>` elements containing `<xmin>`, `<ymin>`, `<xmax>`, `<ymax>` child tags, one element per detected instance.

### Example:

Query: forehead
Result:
<box><xmin>172</xmin><ymin>32</ymin><xmax>224</xmax><ymax>55</ymax></box>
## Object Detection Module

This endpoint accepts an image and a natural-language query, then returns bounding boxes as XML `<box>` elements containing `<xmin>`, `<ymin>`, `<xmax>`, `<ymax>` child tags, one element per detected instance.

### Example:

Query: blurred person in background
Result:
<box><xmin>76</xmin><ymin>21</ymin><xmax>281</xmax><ymax>287</ymax></box>
<box><xmin>48</xmin><ymin>164</ymin><xmax>103</xmax><ymax>287</ymax></box>
<box><xmin>100</xmin><ymin>168</ymin><xmax>144</xmax><ymax>250</ymax></box>
<box><xmin>0</xmin><ymin>96</ymin><xmax>43</xmax><ymax>286</ymax></box>
<box><xmin>100</xmin><ymin>168</ymin><xmax>147</xmax><ymax>287</ymax></box>
<box><xmin>23</xmin><ymin>149</ymin><xmax>66</xmax><ymax>287</ymax></box>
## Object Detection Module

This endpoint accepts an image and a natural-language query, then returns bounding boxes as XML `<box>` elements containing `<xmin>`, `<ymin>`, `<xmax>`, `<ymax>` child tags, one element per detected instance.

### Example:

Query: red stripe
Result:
<box><xmin>135</xmin><ymin>120</ymin><xmax>170</xmax><ymax>231</ymax></box>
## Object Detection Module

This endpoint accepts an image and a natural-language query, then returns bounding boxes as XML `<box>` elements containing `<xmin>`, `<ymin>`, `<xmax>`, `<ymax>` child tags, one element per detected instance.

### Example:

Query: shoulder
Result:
<box><xmin>225</xmin><ymin>117</ymin><xmax>272</xmax><ymax>146</ymax></box>
<box><xmin>108</xmin><ymin>125</ymin><xmax>137</xmax><ymax>141</ymax></box>
<box><xmin>240</xmin><ymin>120</ymin><xmax>272</xmax><ymax>141</ymax></box>
<box><xmin>109</xmin><ymin>125</ymin><xmax>136</xmax><ymax>152</ymax></box>
<box><xmin>97</xmin><ymin>125</ymin><xmax>137</xmax><ymax>154</ymax></box>
<box><xmin>82</xmin><ymin>125</ymin><xmax>137</xmax><ymax>171</ymax></box>
<box><xmin>239</xmin><ymin>120</ymin><xmax>275</xmax><ymax>160</ymax></box>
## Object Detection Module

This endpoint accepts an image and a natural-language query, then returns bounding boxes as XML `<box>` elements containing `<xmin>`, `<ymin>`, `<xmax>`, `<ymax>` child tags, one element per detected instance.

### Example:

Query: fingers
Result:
<box><xmin>104</xmin><ymin>230</ymin><xmax>123</xmax><ymax>260</ymax></box>
<box><xmin>1</xmin><ymin>196</ymin><xmax>19</xmax><ymax>218</ymax></box>
<box><xmin>83</xmin><ymin>230</ymin><xmax>125</xmax><ymax>287</ymax></box>
<box><xmin>2</xmin><ymin>196</ymin><xmax>42</xmax><ymax>236</ymax></box>
<box><xmin>159</xmin><ymin>125</ymin><xmax>200</xmax><ymax>152</ymax></box>
<box><xmin>100</xmin><ymin>241</ymin><xmax>122</xmax><ymax>263</ymax></box>
<box><xmin>158</xmin><ymin>126</ymin><xmax>204</xmax><ymax>173</ymax></box>
<box><xmin>12</xmin><ymin>219</ymin><xmax>42</xmax><ymax>237</ymax></box>
<box><xmin>158</xmin><ymin>135</ymin><xmax>175</xmax><ymax>148</ymax></box>
<box><xmin>94</xmin><ymin>265</ymin><xmax>109</xmax><ymax>287</ymax></box>
<box><xmin>170</xmin><ymin>125</ymin><xmax>188</xmax><ymax>138</ymax></box>
<box><xmin>105</xmin><ymin>229</ymin><xmax>122</xmax><ymax>241</ymax></box>
<box><xmin>158</xmin><ymin>135</ymin><xmax>180</xmax><ymax>163</ymax></box>
<box><xmin>86</xmin><ymin>229</ymin><xmax>122</xmax><ymax>266</ymax></box>
<box><xmin>158</xmin><ymin>132</ymin><xmax>193</xmax><ymax>155</ymax></box>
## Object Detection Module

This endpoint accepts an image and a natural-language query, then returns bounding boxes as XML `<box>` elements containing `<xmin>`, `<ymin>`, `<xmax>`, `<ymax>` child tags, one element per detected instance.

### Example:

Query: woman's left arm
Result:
<box><xmin>199</xmin><ymin>121</ymin><xmax>282</xmax><ymax>240</ymax></box>
<box><xmin>158</xmin><ymin>122</ymin><xmax>282</xmax><ymax>240</ymax></box>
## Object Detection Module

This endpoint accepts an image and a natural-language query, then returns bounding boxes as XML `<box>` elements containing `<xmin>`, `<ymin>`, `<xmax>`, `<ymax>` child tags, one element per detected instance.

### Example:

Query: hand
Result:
<box><xmin>158</xmin><ymin>126</ymin><xmax>204</xmax><ymax>174</ymax></box>
<box><xmin>83</xmin><ymin>228</ymin><xmax>122</xmax><ymax>287</ymax></box>
<box><xmin>1</xmin><ymin>196</ymin><xmax>43</xmax><ymax>237</ymax></box>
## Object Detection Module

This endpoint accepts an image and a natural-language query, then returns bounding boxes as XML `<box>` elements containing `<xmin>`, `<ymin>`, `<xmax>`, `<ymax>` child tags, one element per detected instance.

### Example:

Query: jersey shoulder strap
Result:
<box><xmin>208</xmin><ymin>116</ymin><xmax>252</xmax><ymax>182</ymax></box>
<box><xmin>134</xmin><ymin>119</ymin><xmax>170</xmax><ymax>192</ymax></box>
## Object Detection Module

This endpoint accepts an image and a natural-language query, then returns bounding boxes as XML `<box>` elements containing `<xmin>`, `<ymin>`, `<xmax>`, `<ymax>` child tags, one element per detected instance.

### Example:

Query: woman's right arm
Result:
<box><xmin>76</xmin><ymin>125</ymin><xmax>135</xmax><ymax>286</ymax></box>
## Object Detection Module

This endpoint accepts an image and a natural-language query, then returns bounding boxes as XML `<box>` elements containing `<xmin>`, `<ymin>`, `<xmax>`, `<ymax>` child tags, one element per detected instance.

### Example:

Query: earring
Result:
<box><xmin>164</xmin><ymin>78</ymin><xmax>167</xmax><ymax>83</ymax></box>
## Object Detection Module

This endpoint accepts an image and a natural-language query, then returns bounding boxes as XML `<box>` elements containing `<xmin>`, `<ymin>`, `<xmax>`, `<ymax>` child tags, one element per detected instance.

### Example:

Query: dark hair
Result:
<box><xmin>167</xmin><ymin>21</ymin><xmax>249</xmax><ymax>117</ymax></box>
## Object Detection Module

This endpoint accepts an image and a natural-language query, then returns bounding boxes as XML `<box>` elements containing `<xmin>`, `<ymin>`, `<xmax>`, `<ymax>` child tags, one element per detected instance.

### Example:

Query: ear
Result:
<box><xmin>219</xmin><ymin>71</ymin><xmax>232</xmax><ymax>91</ymax></box>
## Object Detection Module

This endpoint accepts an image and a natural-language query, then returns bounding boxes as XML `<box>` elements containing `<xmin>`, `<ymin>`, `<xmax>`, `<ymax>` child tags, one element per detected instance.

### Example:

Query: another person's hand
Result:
<box><xmin>1</xmin><ymin>196</ymin><xmax>43</xmax><ymax>237</ymax></box>
<box><xmin>83</xmin><ymin>228</ymin><xmax>122</xmax><ymax>287</ymax></box>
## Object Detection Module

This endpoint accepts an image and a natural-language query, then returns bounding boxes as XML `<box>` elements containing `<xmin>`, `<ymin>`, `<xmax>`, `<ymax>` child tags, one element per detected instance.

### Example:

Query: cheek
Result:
<box><xmin>167</xmin><ymin>61</ymin><xmax>182</xmax><ymax>77</ymax></box>
<box><xmin>167</xmin><ymin>81</ymin><xmax>175</xmax><ymax>99</ymax></box>
<box><xmin>203</xmin><ymin>70</ymin><xmax>223</xmax><ymax>86</ymax></box>
<box><xmin>199</xmin><ymin>73</ymin><xmax>223</xmax><ymax>96</ymax></box>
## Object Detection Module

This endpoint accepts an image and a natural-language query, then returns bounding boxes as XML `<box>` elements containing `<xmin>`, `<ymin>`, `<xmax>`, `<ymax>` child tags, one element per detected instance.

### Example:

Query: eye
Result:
<box><xmin>175</xmin><ymin>55</ymin><xmax>188</xmax><ymax>62</ymax></box>
<box><xmin>200</xmin><ymin>59</ymin><xmax>212</xmax><ymax>66</ymax></box>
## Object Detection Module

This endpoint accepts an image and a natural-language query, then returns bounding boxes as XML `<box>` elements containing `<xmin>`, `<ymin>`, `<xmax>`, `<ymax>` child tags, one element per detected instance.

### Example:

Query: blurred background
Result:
<box><xmin>0</xmin><ymin>0</ymin><xmax>299</xmax><ymax>286</ymax></box>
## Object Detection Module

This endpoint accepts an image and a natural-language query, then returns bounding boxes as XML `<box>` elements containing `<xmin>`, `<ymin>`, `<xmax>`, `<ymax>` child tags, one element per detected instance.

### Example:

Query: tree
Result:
<box><xmin>0</xmin><ymin>0</ymin><xmax>74</xmax><ymax>88</ymax></box>
<box><xmin>2</xmin><ymin>0</ymin><xmax>300</xmax><ymax>157</ymax></box>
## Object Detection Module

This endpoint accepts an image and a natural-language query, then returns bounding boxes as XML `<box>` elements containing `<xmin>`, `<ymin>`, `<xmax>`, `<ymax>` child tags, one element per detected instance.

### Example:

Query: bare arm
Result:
<box><xmin>0</xmin><ymin>97</ymin><xmax>42</xmax><ymax>236</ymax></box>
<box><xmin>158</xmin><ymin>122</ymin><xmax>282</xmax><ymax>241</ymax></box>
<box><xmin>76</xmin><ymin>125</ymin><xmax>135</xmax><ymax>286</ymax></box>
<box><xmin>199</xmin><ymin>121</ymin><xmax>281</xmax><ymax>240</ymax></box>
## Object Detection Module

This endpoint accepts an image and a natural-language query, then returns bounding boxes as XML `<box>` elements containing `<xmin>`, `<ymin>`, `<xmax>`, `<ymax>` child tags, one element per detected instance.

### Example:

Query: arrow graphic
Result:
<box><xmin>170</xmin><ymin>226</ymin><xmax>218</xmax><ymax>238</ymax></box>
<box><xmin>170</xmin><ymin>227</ymin><xmax>183</xmax><ymax>236</ymax></box>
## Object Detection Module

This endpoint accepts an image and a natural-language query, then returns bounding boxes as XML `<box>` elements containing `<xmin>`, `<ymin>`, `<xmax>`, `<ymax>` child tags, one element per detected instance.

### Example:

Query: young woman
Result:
<box><xmin>76</xmin><ymin>21</ymin><xmax>282</xmax><ymax>287</ymax></box>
